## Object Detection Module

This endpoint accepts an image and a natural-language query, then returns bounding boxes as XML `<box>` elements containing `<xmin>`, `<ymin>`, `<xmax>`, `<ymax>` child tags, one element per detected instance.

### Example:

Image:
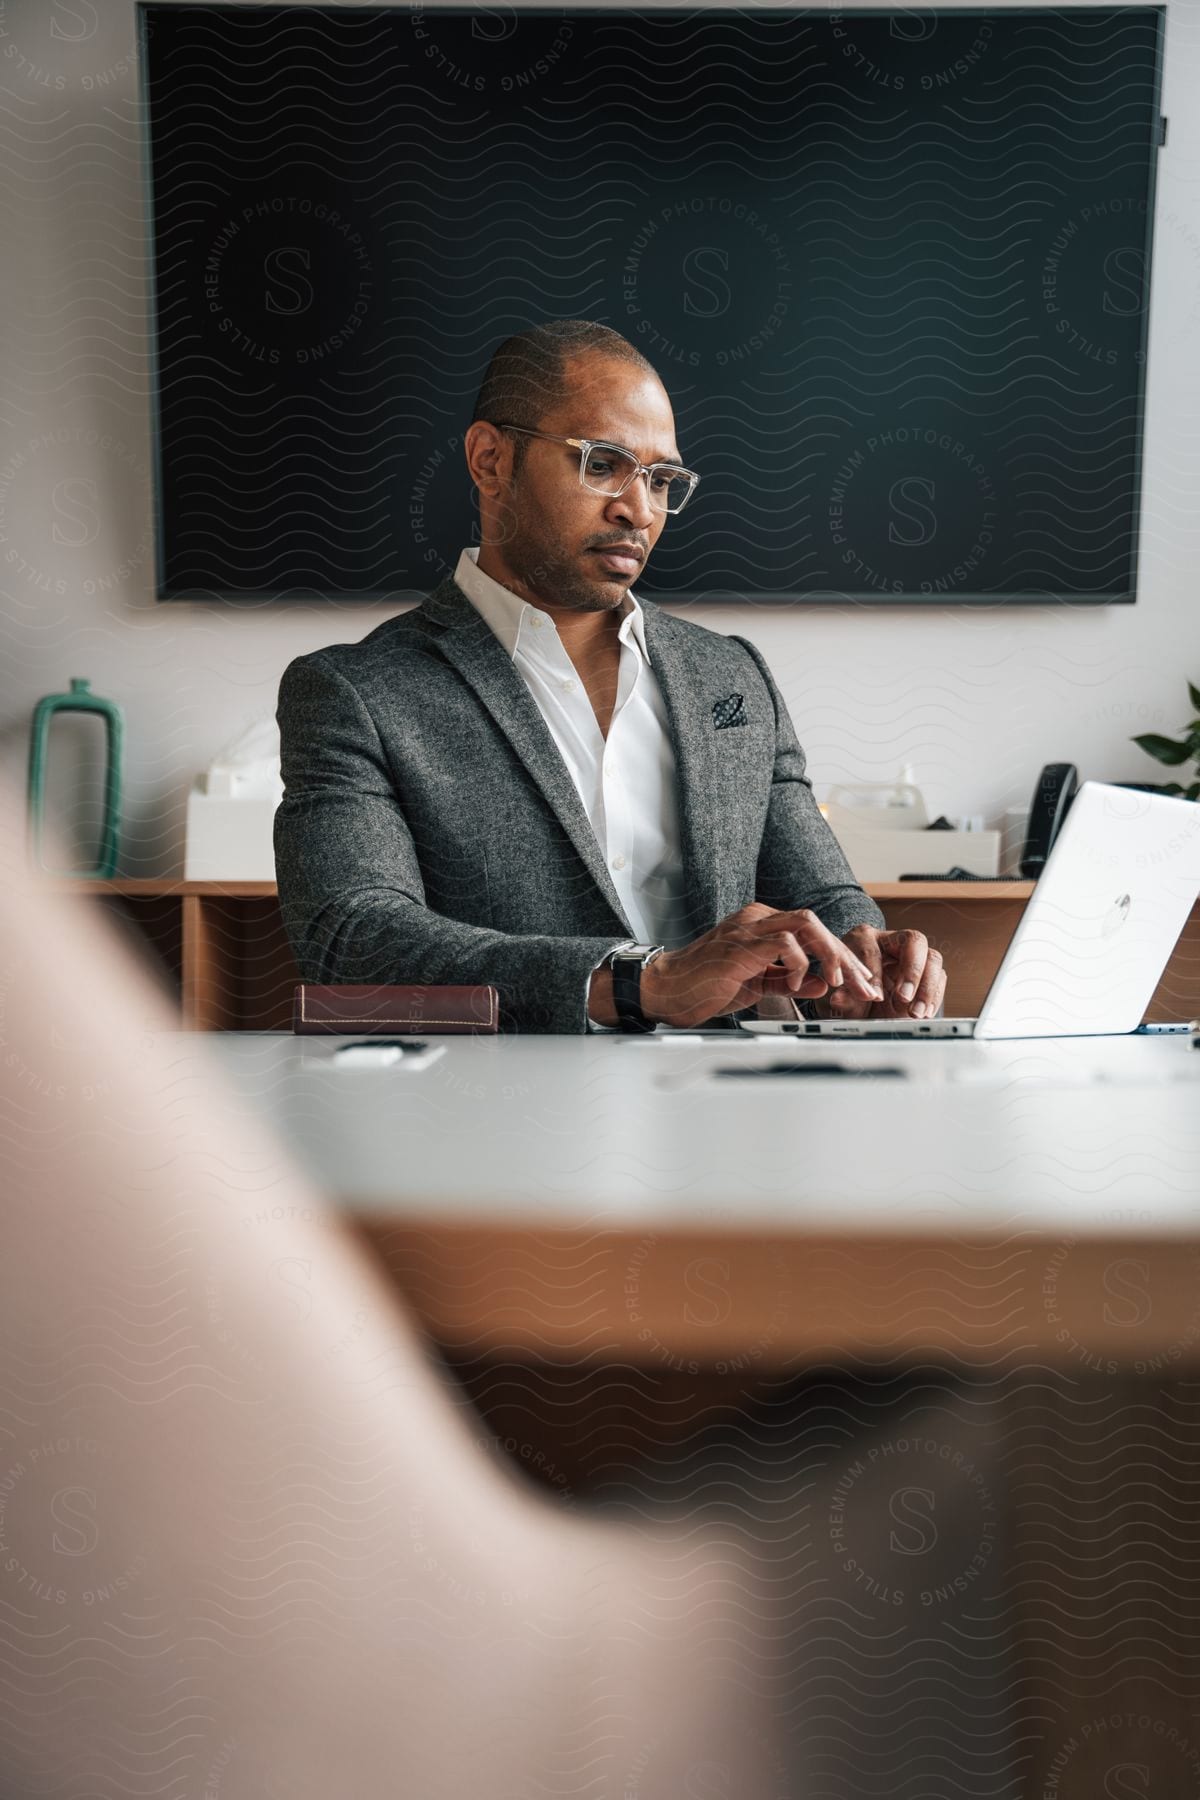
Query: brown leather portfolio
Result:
<box><xmin>292</xmin><ymin>983</ymin><xmax>500</xmax><ymax>1035</ymax></box>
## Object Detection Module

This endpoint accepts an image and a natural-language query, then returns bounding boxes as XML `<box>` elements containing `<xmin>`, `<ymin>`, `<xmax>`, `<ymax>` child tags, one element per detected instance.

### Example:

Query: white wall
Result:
<box><xmin>2</xmin><ymin>0</ymin><xmax>1198</xmax><ymax>875</ymax></box>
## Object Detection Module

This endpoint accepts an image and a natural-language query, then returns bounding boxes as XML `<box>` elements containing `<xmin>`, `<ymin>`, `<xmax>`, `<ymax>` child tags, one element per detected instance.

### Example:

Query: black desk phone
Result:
<box><xmin>1019</xmin><ymin>763</ymin><xmax>1079</xmax><ymax>878</ymax></box>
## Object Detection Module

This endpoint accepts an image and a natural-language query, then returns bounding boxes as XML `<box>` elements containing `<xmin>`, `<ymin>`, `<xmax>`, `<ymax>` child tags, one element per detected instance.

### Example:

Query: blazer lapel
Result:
<box><xmin>417</xmin><ymin>577</ymin><xmax>636</xmax><ymax>935</ymax></box>
<box><xmin>639</xmin><ymin>603</ymin><xmax>723</xmax><ymax>935</ymax></box>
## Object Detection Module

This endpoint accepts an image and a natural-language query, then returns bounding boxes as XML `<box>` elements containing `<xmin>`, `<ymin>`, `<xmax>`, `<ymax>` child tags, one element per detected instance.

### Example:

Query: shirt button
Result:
<box><xmin>611</xmin><ymin>852</ymin><xmax>626</xmax><ymax>871</ymax></box>
<box><xmin>528</xmin><ymin>614</ymin><xmax>542</xmax><ymax>629</ymax></box>
<box><xmin>560</xmin><ymin>678</ymin><xmax>576</xmax><ymax>692</ymax></box>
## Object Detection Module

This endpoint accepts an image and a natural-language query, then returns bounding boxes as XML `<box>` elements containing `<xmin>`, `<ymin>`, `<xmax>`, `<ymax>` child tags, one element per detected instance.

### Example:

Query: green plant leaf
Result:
<box><xmin>1184</xmin><ymin>780</ymin><xmax>1200</xmax><ymax>800</ymax></box>
<box><xmin>1188</xmin><ymin>680</ymin><xmax>1200</xmax><ymax>713</ymax></box>
<box><xmin>1132</xmin><ymin>732</ymin><xmax>1194</xmax><ymax>765</ymax></box>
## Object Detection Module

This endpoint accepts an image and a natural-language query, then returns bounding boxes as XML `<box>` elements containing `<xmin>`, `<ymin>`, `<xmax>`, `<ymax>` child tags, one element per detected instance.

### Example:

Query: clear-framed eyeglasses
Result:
<box><xmin>489</xmin><ymin>423</ymin><xmax>700</xmax><ymax>515</ymax></box>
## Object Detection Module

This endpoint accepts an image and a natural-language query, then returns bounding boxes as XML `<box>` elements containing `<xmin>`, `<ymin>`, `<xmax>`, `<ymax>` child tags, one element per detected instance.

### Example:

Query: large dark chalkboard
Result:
<box><xmin>140</xmin><ymin>4</ymin><xmax>1165</xmax><ymax>603</ymax></box>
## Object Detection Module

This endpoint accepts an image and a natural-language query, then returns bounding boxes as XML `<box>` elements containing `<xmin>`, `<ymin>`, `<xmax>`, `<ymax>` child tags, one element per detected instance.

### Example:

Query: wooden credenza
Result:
<box><xmin>52</xmin><ymin>878</ymin><xmax>1200</xmax><ymax>1029</ymax></box>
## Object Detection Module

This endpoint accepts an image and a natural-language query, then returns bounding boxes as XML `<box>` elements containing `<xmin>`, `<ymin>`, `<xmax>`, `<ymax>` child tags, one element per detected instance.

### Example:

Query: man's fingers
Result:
<box><xmin>760</xmin><ymin>964</ymin><xmax>829</xmax><ymax>998</ymax></box>
<box><xmin>830</xmin><ymin>926</ymin><xmax>886</xmax><ymax>1012</ymax></box>
<box><xmin>848</xmin><ymin>928</ymin><xmax>884</xmax><ymax>984</ymax></box>
<box><xmin>733</xmin><ymin>930</ymin><xmax>810</xmax><ymax>993</ymax></box>
<box><xmin>876</xmin><ymin>927</ymin><xmax>929</xmax><ymax>1002</ymax></box>
<box><xmin>755</xmin><ymin>931</ymin><xmax>836</xmax><ymax>996</ymax></box>
<box><xmin>668</xmin><ymin>906</ymin><xmax>895</xmax><ymax>1028</ymax></box>
<box><xmin>909</xmin><ymin>946</ymin><xmax>945</xmax><ymax>1018</ymax></box>
<box><xmin>751</xmin><ymin>910</ymin><xmax>883</xmax><ymax>1000</ymax></box>
<box><xmin>745</xmin><ymin>920</ymin><xmax>948</xmax><ymax>1020</ymax></box>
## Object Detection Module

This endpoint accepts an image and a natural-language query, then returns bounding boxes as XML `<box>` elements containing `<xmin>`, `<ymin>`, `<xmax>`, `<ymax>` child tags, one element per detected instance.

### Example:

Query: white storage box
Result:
<box><xmin>185</xmin><ymin>786</ymin><xmax>279</xmax><ymax>880</ymax></box>
<box><xmin>826</xmin><ymin>818</ymin><xmax>1001</xmax><ymax>883</ymax></box>
<box><xmin>823</xmin><ymin>788</ymin><xmax>1000</xmax><ymax>883</ymax></box>
<box><xmin>184</xmin><ymin>717</ymin><xmax>282</xmax><ymax>881</ymax></box>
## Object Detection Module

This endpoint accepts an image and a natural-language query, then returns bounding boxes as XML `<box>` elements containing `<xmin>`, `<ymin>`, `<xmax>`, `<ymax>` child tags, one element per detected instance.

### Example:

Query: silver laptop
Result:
<box><xmin>740</xmin><ymin>782</ymin><xmax>1200</xmax><ymax>1041</ymax></box>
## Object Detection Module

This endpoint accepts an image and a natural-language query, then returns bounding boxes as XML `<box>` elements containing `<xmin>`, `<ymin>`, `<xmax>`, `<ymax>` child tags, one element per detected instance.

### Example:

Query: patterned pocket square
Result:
<box><xmin>712</xmin><ymin>691</ymin><xmax>748</xmax><ymax>730</ymax></box>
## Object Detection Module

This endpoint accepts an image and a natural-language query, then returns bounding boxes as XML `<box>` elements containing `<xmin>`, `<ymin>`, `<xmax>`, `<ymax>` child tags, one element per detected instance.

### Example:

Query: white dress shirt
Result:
<box><xmin>453</xmin><ymin>546</ymin><xmax>692</xmax><ymax>1025</ymax></box>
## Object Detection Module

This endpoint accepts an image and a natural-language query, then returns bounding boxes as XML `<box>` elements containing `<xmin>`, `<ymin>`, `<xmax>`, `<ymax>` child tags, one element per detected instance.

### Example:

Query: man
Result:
<box><xmin>274</xmin><ymin>319</ymin><xmax>946</xmax><ymax>1032</ymax></box>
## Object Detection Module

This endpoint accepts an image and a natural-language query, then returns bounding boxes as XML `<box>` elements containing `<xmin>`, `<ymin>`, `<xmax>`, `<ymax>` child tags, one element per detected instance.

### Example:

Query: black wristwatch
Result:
<box><xmin>608</xmin><ymin>943</ymin><xmax>665</xmax><ymax>1033</ymax></box>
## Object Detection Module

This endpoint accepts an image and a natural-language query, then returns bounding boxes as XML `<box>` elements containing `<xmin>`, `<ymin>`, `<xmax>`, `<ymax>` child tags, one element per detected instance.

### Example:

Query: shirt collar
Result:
<box><xmin>454</xmin><ymin>546</ymin><xmax>649</xmax><ymax>663</ymax></box>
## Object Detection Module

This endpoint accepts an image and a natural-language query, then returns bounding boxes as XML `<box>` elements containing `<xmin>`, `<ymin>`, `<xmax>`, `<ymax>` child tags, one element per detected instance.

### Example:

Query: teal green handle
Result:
<box><xmin>27</xmin><ymin>678</ymin><xmax>124</xmax><ymax>878</ymax></box>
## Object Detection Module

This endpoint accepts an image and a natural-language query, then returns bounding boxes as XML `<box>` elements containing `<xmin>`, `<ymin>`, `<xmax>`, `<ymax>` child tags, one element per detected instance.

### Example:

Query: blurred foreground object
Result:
<box><xmin>0</xmin><ymin>775</ymin><xmax>777</xmax><ymax>1799</ymax></box>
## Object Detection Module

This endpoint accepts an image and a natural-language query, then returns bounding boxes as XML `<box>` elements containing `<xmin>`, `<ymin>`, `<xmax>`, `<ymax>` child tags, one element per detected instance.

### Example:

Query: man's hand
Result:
<box><xmin>812</xmin><ymin>925</ymin><xmax>946</xmax><ymax>1021</ymax></box>
<box><xmin>632</xmin><ymin>904</ymin><xmax>885</xmax><ymax>1030</ymax></box>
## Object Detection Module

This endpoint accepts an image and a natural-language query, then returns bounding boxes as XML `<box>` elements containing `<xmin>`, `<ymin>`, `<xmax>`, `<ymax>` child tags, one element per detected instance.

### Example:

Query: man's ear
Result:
<box><xmin>464</xmin><ymin>420</ymin><xmax>510</xmax><ymax>498</ymax></box>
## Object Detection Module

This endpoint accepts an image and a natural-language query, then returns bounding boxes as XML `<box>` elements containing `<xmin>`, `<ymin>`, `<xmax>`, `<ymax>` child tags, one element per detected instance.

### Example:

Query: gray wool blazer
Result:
<box><xmin>273</xmin><ymin>574</ymin><xmax>885</xmax><ymax>1033</ymax></box>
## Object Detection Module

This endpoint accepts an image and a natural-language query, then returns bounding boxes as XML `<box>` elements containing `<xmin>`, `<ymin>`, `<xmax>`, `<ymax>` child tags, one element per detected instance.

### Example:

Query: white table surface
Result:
<box><xmin>205</xmin><ymin>1030</ymin><xmax>1200</xmax><ymax>1236</ymax></box>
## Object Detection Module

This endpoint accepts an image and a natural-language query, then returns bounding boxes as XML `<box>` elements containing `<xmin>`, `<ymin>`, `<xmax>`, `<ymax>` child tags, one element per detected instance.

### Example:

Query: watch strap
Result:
<box><xmin>610</xmin><ymin>946</ymin><xmax>662</xmax><ymax>1033</ymax></box>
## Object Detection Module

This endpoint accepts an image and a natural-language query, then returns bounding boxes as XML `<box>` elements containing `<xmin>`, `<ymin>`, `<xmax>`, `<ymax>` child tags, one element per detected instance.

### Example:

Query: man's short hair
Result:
<box><xmin>472</xmin><ymin>320</ymin><xmax>656</xmax><ymax>472</ymax></box>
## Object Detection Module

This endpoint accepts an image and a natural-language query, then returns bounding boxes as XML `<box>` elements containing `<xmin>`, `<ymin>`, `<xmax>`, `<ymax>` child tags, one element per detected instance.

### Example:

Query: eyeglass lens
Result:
<box><xmin>581</xmin><ymin>444</ymin><xmax>692</xmax><ymax>513</ymax></box>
